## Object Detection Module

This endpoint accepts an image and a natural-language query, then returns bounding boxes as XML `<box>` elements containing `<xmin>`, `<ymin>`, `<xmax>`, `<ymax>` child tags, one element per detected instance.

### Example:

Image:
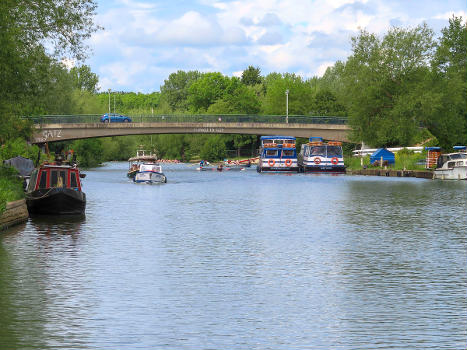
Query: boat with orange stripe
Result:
<box><xmin>298</xmin><ymin>137</ymin><xmax>346</xmax><ymax>173</ymax></box>
<box><xmin>257</xmin><ymin>136</ymin><xmax>299</xmax><ymax>173</ymax></box>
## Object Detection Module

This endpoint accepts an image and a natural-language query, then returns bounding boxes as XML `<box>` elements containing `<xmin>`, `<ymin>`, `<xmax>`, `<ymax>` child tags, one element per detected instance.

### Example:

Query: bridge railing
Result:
<box><xmin>26</xmin><ymin>114</ymin><xmax>348</xmax><ymax>125</ymax></box>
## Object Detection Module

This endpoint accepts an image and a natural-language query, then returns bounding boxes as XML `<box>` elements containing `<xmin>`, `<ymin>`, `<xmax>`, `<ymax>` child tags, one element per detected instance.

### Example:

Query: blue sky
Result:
<box><xmin>83</xmin><ymin>0</ymin><xmax>466</xmax><ymax>92</ymax></box>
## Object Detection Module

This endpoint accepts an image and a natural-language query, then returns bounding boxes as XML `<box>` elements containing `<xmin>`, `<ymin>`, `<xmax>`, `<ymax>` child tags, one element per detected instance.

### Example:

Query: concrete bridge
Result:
<box><xmin>30</xmin><ymin>115</ymin><xmax>351</xmax><ymax>143</ymax></box>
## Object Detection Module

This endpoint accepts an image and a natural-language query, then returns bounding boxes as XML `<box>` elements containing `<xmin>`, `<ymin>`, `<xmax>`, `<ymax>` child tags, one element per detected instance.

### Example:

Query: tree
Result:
<box><xmin>160</xmin><ymin>70</ymin><xmax>201</xmax><ymax>112</ymax></box>
<box><xmin>188</xmin><ymin>72</ymin><xmax>229</xmax><ymax>112</ymax></box>
<box><xmin>427</xmin><ymin>16</ymin><xmax>467</xmax><ymax>148</ymax></box>
<box><xmin>200</xmin><ymin>135</ymin><xmax>227</xmax><ymax>161</ymax></box>
<box><xmin>342</xmin><ymin>24</ymin><xmax>436</xmax><ymax>147</ymax></box>
<box><xmin>261</xmin><ymin>73</ymin><xmax>314</xmax><ymax>115</ymax></box>
<box><xmin>0</xmin><ymin>0</ymin><xmax>99</xmax><ymax>116</ymax></box>
<box><xmin>241</xmin><ymin>66</ymin><xmax>262</xmax><ymax>86</ymax></box>
<box><xmin>70</xmin><ymin>65</ymin><xmax>99</xmax><ymax>93</ymax></box>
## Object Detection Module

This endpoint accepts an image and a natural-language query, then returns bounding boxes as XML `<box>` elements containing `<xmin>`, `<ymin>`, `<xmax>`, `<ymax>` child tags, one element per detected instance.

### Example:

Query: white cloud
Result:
<box><xmin>90</xmin><ymin>0</ymin><xmax>465</xmax><ymax>92</ymax></box>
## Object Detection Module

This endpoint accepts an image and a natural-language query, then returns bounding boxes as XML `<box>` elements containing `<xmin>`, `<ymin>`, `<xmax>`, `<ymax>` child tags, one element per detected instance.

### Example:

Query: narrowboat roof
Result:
<box><xmin>453</xmin><ymin>145</ymin><xmax>466</xmax><ymax>150</ymax></box>
<box><xmin>260</xmin><ymin>136</ymin><xmax>296</xmax><ymax>140</ymax></box>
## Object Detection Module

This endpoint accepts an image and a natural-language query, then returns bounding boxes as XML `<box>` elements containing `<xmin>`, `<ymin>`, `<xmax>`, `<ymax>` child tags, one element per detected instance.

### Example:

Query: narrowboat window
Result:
<box><xmin>70</xmin><ymin>172</ymin><xmax>78</xmax><ymax>188</ymax></box>
<box><xmin>447</xmin><ymin>161</ymin><xmax>456</xmax><ymax>168</ymax></box>
<box><xmin>59</xmin><ymin>171</ymin><xmax>67</xmax><ymax>187</ymax></box>
<box><xmin>327</xmin><ymin>146</ymin><xmax>342</xmax><ymax>157</ymax></box>
<box><xmin>283</xmin><ymin>150</ymin><xmax>294</xmax><ymax>156</ymax></box>
<box><xmin>50</xmin><ymin>171</ymin><xmax>58</xmax><ymax>187</ymax></box>
<box><xmin>39</xmin><ymin>171</ymin><xmax>48</xmax><ymax>189</ymax></box>
<box><xmin>263</xmin><ymin>139</ymin><xmax>273</xmax><ymax>144</ymax></box>
<box><xmin>266</xmin><ymin>150</ymin><xmax>278</xmax><ymax>156</ymax></box>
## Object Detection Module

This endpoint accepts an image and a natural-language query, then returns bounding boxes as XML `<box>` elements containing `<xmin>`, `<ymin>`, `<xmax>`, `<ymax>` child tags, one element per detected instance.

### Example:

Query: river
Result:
<box><xmin>1</xmin><ymin>162</ymin><xmax>466</xmax><ymax>349</ymax></box>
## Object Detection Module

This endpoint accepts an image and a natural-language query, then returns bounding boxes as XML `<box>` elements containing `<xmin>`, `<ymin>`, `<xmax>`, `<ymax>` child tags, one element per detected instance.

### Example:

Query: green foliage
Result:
<box><xmin>262</xmin><ymin>73</ymin><xmax>314</xmax><ymax>115</ymax></box>
<box><xmin>0</xmin><ymin>165</ymin><xmax>24</xmax><ymax>214</ymax></box>
<box><xmin>70</xmin><ymin>138</ymin><xmax>104</xmax><ymax>168</ymax></box>
<box><xmin>70</xmin><ymin>65</ymin><xmax>99</xmax><ymax>93</ymax></box>
<box><xmin>200</xmin><ymin>135</ymin><xmax>227</xmax><ymax>161</ymax></box>
<box><xmin>160</xmin><ymin>70</ymin><xmax>201</xmax><ymax>112</ymax></box>
<box><xmin>0</xmin><ymin>138</ymin><xmax>40</xmax><ymax>163</ymax></box>
<box><xmin>0</xmin><ymin>0</ymin><xmax>99</xmax><ymax>117</ymax></box>
<box><xmin>241</xmin><ymin>66</ymin><xmax>262</xmax><ymax>86</ymax></box>
<box><xmin>188</xmin><ymin>73</ymin><xmax>230</xmax><ymax>112</ymax></box>
<box><xmin>342</xmin><ymin>24</ymin><xmax>436</xmax><ymax>147</ymax></box>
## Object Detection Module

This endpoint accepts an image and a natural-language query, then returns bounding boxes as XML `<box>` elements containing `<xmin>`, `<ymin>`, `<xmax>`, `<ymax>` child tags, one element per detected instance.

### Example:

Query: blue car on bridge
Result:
<box><xmin>100</xmin><ymin>113</ymin><xmax>132</xmax><ymax>123</ymax></box>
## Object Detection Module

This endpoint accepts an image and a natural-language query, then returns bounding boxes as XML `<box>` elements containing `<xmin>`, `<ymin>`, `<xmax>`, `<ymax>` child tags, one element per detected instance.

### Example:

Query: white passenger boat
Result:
<box><xmin>134</xmin><ymin>163</ymin><xmax>167</xmax><ymax>184</ymax></box>
<box><xmin>298</xmin><ymin>137</ymin><xmax>345</xmax><ymax>173</ymax></box>
<box><xmin>257</xmin><ymin>136</ymin><xmax>298</xmax><ymax>172</ymax></box>
<box><xmin>433</xmin><ymin>146</ymin><xmax>467</xmax><ymax>180</ymax></box>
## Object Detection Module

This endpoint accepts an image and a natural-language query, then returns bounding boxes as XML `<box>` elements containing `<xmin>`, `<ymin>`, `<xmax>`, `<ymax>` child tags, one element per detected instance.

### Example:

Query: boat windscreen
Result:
<box><xmin>282</xmin><ymin>149</ymin><xmax>295</xmax><ymax>157</ymax></box>
<box><xmin>450</xmin><ymin>153</ymin><xmax>467</xmax><ymax>160</ymax></box>
<box><xmin>327</xmin><ymin>146</ymin><xmax>342</xmax><ymax>157</ymax></box>
<box><xmin>308</xmin><ymin>146</ymin><xmax>326</xmax><ymax>157</ymax></box>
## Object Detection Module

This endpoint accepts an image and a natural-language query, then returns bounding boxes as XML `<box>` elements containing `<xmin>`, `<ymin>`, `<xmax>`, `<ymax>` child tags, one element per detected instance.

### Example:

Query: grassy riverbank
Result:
<box><xmin>344</xmin><ymin>149</ymin><xmax>428</xmax><ymax>171</ymax></box>
<box><xmin>0</xmin><ymin>166</ymin><xmax>25</xmax><ymax>214</ymax></box>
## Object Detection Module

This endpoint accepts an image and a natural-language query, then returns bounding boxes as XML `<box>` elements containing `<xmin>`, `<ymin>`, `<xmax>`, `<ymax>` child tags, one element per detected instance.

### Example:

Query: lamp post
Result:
<box><xmin>108</xmin><ymin>88</ymin><xmax>111</xmax><ymax>123</ymax></box>
<box><xmin>285</xmin><ymin>89</ymin><xmax>289</xmax><ymax>124</ymax></box>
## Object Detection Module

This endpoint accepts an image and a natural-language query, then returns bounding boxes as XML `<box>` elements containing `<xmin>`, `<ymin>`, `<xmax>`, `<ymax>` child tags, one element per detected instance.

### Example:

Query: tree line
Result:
<box><xmin>0</xmin><ymin>0</ymin><xmax>465</xmax><ymax>166</ymax></box>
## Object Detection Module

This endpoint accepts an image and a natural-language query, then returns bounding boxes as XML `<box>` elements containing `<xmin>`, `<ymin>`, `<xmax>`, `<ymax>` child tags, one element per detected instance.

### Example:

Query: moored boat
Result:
<box><xmin>257</xmin><ymin>136</ymin><xmax>299</xmax><ymax>172</ymax></box>
<box><xmin>128</xmin><ymin>149</ymin><xmax>158</xmax><ymax>178</ymax></box>
<box><xmin>134</xmin><ymin>163</ymin><xmax>167</xmax><ymax>184</ymax></box>
<box><xmin>433</xmin><ymin>146</ymin><xmax>467</xmax><ymax>180</ymax></box>
<box><xmin>25</xmin><ymin>156</ymin><xmax>86</xmax><ymax>215</ymax></box>
<box><xmin>298</xmin><ymin>137</ymin><xmax>345</xmax><ymax>173</ymax></box>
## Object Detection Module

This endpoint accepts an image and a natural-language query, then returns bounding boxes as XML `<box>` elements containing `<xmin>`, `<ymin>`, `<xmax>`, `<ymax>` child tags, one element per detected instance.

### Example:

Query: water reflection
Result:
<box><xmin>0</xmin><ymin>166</ymin><xmax>466</xmax><ymax>349</ymax></box>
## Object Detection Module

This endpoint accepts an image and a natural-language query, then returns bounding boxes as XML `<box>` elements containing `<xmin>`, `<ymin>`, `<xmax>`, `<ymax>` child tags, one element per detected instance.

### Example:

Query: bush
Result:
<box><xmin>0</xmin><ymin>166</ymin><xmax>25</xmax><ymax>214</ymax></box>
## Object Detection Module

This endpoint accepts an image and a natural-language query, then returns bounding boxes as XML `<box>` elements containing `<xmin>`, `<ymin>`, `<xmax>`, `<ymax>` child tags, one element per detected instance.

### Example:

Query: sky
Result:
<box><xmin>84</xmin><ymin>0</ymin><xmax>466</xmax><ymax>93</ymax></box>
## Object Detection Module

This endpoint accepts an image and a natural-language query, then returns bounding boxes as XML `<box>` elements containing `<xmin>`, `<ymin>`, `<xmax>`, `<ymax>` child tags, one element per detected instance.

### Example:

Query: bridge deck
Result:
<box><xmin>32</xmin><ymin>121</ymin><xmax>350</xmax><ymax>143</ymax></box>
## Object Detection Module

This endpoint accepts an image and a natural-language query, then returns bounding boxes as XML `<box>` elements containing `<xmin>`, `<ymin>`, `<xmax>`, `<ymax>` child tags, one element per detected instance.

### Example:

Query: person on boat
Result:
<box><xmin>217</xmin><ymin>164</ymin><xmax>224</xmax><ymax>171</ymax></box>
<box><xmin>199</xmin><ymin>160</ymin><xmax>204</xmax><ymax>167</ymax></box>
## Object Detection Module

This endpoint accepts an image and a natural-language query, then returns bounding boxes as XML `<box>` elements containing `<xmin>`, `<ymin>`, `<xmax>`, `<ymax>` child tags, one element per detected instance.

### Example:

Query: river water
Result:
<box><xmin>1</xmin><ymin>162</ymin><xmax>466</xmax><ymax>350</ymax></box>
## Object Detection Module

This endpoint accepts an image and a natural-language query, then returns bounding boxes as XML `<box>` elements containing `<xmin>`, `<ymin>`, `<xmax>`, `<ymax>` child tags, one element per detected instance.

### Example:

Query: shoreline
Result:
<box><xmin>346</xmin><ymin>168</ymin><xmax>433</xmax><ymax>179</ymax></box>
<box><xmin>0</xmin><ymin>199</ymin><xmax>29</xmax><ymax>231</ymax></box>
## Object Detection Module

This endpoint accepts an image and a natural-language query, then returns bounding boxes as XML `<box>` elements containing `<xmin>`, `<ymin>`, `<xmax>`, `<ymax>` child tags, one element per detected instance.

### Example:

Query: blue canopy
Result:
<box><xmin>370</xmin><ymin>148</ymin><xmax>395</xmax><ymax>165</ymax></box>
<box><xmin>425</xmin><ymin>147</ymin><xmax>440</xmax><ymax>151</ymax></box>
<box><xmin>309</xmin><ymin>137</ymin><xmax>323</xmax><ymax>142</ymax></box>
<box><xmin>453</xmin><ymin>146</ymin><xmax>466</xmax><ymax>150</ymax></box>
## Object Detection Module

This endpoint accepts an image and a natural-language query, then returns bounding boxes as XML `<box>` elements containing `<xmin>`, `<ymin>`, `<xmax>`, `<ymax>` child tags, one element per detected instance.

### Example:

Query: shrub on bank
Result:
<box><xmin>0</xmin><ymin>166</ymin><xmax>25</xmax><ymax>215</ymax></box>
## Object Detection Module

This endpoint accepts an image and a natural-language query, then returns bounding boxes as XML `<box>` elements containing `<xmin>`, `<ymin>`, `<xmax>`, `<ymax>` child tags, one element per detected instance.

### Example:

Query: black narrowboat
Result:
<box><xmin>25</xmin><ymin>159</ymin><xmax>86</xmax><ymax>215</ymax></box>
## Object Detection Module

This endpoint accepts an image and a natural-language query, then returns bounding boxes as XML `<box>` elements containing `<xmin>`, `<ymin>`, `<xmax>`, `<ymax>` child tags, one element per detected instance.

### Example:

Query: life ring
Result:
<box><xmin>268</xmin><ymin>159</ymin><xmax>275</xmax><ymax>167</ymax></box>
<box><xmin>284</xmin><ymin>159</ymin><xmax>292</xmax><ymax>167</ymax></box>
<box><xmin>314</xmin><ymin>157</ymin><xmax>321</xmax><ymax>164</ymax></box>
<box><xmin>331</xmin><ymin>157</ymin><xmax>339</xmax><ymax>165</ymax></box>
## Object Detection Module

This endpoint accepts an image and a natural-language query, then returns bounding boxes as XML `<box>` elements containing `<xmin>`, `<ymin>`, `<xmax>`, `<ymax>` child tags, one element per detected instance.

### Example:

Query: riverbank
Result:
<box><xmin>347</xmin><ymin>168</ymin><xmax>433</xmax><ymax>179</ymax></box>
<box><xmin>0</xmin><ymin>199</ymin><xmax>28</xmax><ymax>231</ymax></box>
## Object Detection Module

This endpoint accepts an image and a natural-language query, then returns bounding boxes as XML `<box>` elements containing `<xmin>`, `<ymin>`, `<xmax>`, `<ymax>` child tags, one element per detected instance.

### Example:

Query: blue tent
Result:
<box><xmin>370</xmin><ymin>148</ymin><xmax>395</xmax><ymax>165</ymax></box>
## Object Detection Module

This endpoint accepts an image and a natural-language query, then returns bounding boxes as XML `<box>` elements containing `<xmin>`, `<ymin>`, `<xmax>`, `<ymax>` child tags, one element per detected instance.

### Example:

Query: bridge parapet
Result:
<box><xmin>27</xmin><ymin>114</ymin><xmax>348</xmax><ymax>125</ymax></box>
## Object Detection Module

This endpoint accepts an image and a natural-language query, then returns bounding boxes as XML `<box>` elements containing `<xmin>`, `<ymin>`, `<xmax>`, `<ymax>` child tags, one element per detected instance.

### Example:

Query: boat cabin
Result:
<box><xmin>139</xmin><ymin>163</ymin><xmax>163</xmax><ymax>173</ymax></box>
<box><xmin>27</xmin><ymin>165</ymin><xmax>83</xmax><ymax>192</ymax></box>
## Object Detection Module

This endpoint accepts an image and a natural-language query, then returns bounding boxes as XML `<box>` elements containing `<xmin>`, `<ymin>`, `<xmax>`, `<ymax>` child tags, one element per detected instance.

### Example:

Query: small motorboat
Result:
<box><xmin>25</xmin><ymin>155</ymin><xmax>86</xmax><ymax>215</ymax></box>
<box><xmin>134</xmin><ymin>163</ymin><xmax>167</xmax><ymax>184</ymax></box>
<box><xmin>433</xmin><ymin>146</ymin><xmax>467</xmax><ymax>180</ymax></box>
<box><xmin>127</xmin><ymin>149</ymin><xmax>158</xmax><ymax>178</ymax></box>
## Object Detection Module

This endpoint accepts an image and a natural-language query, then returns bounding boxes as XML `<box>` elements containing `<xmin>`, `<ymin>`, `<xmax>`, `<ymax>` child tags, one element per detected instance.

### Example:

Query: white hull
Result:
<box><xmin>433</xmin><ymin>166</ymin><xmax>467</xmax><ymax>180</ymax></box>
<box><xmin>134</xmin><ymin>171</ymin><xmax>167</xmax><ymax>183</ymax></box>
